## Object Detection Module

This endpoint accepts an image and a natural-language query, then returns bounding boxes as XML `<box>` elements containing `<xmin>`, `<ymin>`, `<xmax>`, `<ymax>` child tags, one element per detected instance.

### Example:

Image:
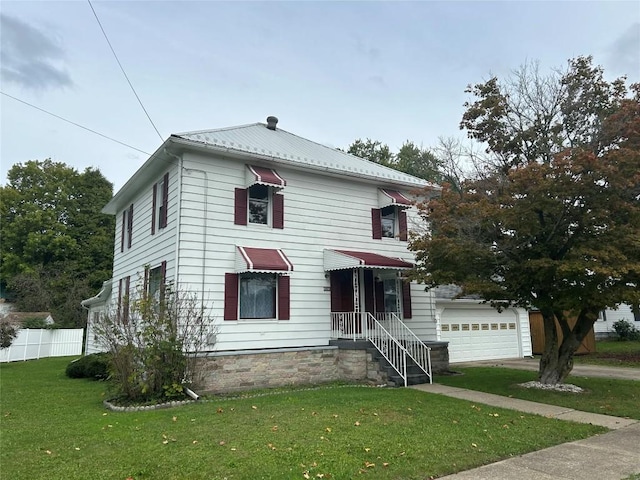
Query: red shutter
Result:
<box><xmin>402</xmin><ymin>281</ymin><xmax>412</xmax><ymax>319</ymax></box>
<box><xmin>398</xmin><ymin>210</ymin><xmax>408</xmax><ymax>241</ymax></box>
<box><xmin>234</xmin><ymin>188</ymin><xmax>247</xmax><ymax>225</ymax></box>
<box><xmin>123</xmin><ymin>276</ymin><xmax>131</xmax><ymax>325</ymax></box>
<box><xmin>224</xmin><ymin>273</ymin><xmax>239</xmax><ymax>320</ymax></box>
<box><xmin>143</xmin><ymin>265</ymin><xmax>149</xmax><ymax>297</ymax></box>
<box><xmin>160</xmin><ymin>260</ymin><xmax>167</xmax><ymax>301</ymax></box>
<box><xmin>118</xmin><ymin>278</ymin><xmax>123</xmax><ymax>321</ymax></box>
<box><xmin>127</xmin><ymin>204</ymin><xmax>134</xmax><ymax>248</ymax></box>
<box><xmin>277</xmin><ymin>275</ymin><xmax>290</xmax><ymax>320</ymax></box>
<box><xmin>273</xmin><ymin>193</ymin><xmax>284</xmax><ymax>229</ymax></box>
<box><xmin>160</xmin><ymin>172</ymin><xmax>169</xmax><ymax>228</ymax></box>
<box><xmin>371</xmin><ymin>208</ymin><xmax>382</xmax><ymax>239</ymax></box>
<box><xmin>151</xmin><ymin>183</ymin><xmax>157</xmax><ymax>235</ymax></box>
<box><xmin>120</xmin><ymin>212</ymin><xmax>126</xmax><ymax>252</ymax></box>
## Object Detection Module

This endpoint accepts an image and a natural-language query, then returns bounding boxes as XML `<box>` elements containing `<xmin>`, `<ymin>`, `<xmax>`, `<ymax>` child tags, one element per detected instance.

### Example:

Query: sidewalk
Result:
<box><xmin>411</xmin><ymin>381</ymin><xmax>640</xmax><ymax>479</ymax></box>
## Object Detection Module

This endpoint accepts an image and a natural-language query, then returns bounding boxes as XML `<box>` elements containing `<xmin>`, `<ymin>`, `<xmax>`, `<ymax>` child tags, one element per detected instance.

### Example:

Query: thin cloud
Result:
<box><xmin>606</xmin><ymin>22</ymin><xmax>640</xmax><ymax>79</ymax></box>
<box><xmin>0</xmin><ymin>14</ymin><xmax>73</xmax><ymax>90</ymax></box>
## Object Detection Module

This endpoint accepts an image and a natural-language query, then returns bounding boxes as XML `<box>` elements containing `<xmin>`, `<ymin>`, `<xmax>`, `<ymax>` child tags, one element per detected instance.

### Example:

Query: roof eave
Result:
<box><xmin>102</xmin><ymin>138</ymin><xmax>176</xmax><ymax>215</ymax></box>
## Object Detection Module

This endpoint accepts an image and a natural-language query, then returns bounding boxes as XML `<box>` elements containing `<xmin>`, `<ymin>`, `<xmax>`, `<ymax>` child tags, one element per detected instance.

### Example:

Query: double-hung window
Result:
<box><xmin>235</xmin><ymin>165</ymin><xmax>286</xmax><ymax>229</ymax></box>
<box><xmin>151</xmin><ymin>172</ymin><xmax>169</xmax><ymax>234</ymax></box>
<box><xmin>120</xmin><ymin>204</ymin><xmax>134</xmax><ymax>252</ymax></box>
<box><xmin>248</xmin><ymin>184</ymin><xmax>270</xmax><ymax>225</ymax></box>
<box><xmin>372</xmin><ymin>189</ymin><xmax>411</xmax><ymax>241</ymax></box>
<box><xmin>239</xmin><ymin>273</ymin><xmax>277</xmax><ymax>319</ymax></box>
<box><xmin>224</xmin><ymin>247</ymin><xmax>293</xmax><ymax>321</ymax></box>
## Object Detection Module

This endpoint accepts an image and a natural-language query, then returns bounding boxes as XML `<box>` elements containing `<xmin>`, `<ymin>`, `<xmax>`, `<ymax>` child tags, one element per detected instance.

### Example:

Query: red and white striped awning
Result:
<box><xmin>379</xmin><ymin>189</ymin><xmax>412</xmax><ymax>208</ymax></box>
<box><xmin>323</xmin><ymin>249</ymin><xmax>413</xmax><ymax>271</ymax></box>
<box><xmin>236</xmin><ymin>246</ymin><xmax>293</xmax><ymax>273</ymax></box>
<box><xmin>246</xmin><ymin>165</ymin><xmax>286</xmax><ymax>188</ymax></box>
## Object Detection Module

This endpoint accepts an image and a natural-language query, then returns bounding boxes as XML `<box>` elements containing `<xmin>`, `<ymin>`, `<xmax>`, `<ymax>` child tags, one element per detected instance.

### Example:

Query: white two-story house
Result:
<box><xmin>83</xmin><ymin>117</ymin><xmax>532</xmax><ymax>392</ymax></box>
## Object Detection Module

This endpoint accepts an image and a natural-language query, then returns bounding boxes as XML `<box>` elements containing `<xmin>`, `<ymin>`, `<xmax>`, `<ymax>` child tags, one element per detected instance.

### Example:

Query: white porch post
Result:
<box><xmin>352</xmin><ymin>268</ymin><xmax>360</xmax><ymax>340</ymax></box>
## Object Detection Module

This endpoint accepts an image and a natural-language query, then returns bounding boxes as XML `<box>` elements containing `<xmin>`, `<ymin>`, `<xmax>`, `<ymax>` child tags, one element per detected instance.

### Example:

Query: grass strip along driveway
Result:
<box><xmin>437</xmin><ymin>367</ymin><xmax>640</xmax><ymax>420</ymax></box>
<box><xmin>1</xmin><ymin>358</ymin><xmax>605</xmax><ymax>480</ymax></box>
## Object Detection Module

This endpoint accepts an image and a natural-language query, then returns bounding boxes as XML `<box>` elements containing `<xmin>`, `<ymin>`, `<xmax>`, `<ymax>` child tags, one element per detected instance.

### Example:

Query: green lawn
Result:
<box><xmin>574</xmin><ymin>339</ymin><xmax>640</xmax><ymax>368</ymax></box>
<box><xmin>437</xmin><ymin>367</ymin><xmax>640</xmax><ymax>419</ymax></box>
<box><xmin>0</xmin><ymin>357</ymin><xmax>605</xmax><ymax>480</ymax></box>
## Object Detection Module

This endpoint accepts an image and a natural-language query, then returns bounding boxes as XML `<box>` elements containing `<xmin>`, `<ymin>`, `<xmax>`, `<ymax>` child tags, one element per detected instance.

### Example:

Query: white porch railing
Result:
<box><xmin>330</xmin><ymin>312</ymin><xmax>432</xmax><ymax>386</ymax></box>
<box><xmin>376</xmin><ymin>313</ymin><xmax>432</xmax><ymax>384</ymax></box>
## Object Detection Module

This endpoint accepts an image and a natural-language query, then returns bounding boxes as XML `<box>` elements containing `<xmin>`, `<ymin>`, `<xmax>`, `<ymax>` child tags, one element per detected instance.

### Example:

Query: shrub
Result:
<box><xmin>0</xmin><ymin>321</ymin><xmax>18</xmax><ymax>349</ymax></box>
<box><xmin>93</xmin><ymin>280</ymin><xmax>216</xmax><ymax>402</ymax></box>
<box><xmin>612</xmin><ymin>319</ymin><xmax>640</xmax><ymax>341</ymax></box>
<box><xmin>65</xmin><ymin>353</ymin><xmax>110</xmax><ymax>380</ymax></box>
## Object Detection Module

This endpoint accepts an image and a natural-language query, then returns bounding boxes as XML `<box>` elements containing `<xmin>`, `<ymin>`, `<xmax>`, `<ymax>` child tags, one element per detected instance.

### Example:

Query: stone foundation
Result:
<box><xmin>197</xmin><ymin>341</ymin><xmax>450</xmax><ymax>394</ymax></box>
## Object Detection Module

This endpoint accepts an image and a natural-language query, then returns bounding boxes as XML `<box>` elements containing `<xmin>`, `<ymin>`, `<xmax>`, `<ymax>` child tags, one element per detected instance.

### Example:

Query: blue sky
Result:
<box><xmin>1</xmin><ymin>1</ymin><xmax>638</xmax><ymax>191</ymax></box>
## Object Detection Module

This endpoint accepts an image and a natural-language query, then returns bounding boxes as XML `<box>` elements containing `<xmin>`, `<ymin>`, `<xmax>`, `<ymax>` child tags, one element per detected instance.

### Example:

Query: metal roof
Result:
<box><xmin>174</xmin><ymin>122</ymin><xmax>429</xmax><ymax>188</ymax></box>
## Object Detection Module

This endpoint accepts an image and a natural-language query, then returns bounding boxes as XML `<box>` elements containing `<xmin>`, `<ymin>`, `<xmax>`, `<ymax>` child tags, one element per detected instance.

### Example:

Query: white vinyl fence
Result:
<box><xmin>0</xmin><ymin>329</ymin><xmax>83</xmax><ymax>363</ymax></box>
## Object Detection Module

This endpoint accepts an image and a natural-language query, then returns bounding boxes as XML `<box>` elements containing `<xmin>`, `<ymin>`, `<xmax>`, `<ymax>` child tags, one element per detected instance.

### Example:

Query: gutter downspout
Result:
<box><xmin>164</xmin><ymin>149</ymin><xmax>184</xmax><ymax>295</ymax></box>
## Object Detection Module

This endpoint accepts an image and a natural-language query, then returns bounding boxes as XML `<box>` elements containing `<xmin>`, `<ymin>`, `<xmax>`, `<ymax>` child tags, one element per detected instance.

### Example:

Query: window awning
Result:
<box><xmin>379</xmin><ymin>189</ymin><xmax>412</xmax><ymax>208</ymax></box>
<box><xmin>236</xmin><ymin>246</ymin><xmax>293</xmax><ymax>273</ymax></box>
<box><xmin>323</xmin><ymin>249</ymin><xmax>413</xmax><ymax>271</ymax></box>
<box><xmin>246</xmin><ymin>165</ymin><xmax>286</xmax><ymax>188</ymax></box>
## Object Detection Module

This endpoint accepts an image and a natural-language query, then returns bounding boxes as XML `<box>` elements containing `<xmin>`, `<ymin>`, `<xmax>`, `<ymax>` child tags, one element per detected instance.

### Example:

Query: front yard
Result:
<box><xmin>0</xmin><ymin>357</ymin><xmax>606</xmax><ymax>480</ymax></box>
<box><xmin>437</xmin><ymin>367</ymin><xmax>640</xmax><ymax>419</ymax></box>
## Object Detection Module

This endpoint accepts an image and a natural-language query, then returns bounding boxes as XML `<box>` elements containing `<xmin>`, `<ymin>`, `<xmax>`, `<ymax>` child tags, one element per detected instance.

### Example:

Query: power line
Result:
<box><xmin>87</xmin><ymin>0</ymin><xmax>164</xmax><ymax>141</ymax></box>
<box><xmin>1</xmin><ymin>91</ymin><xmax>151</xmax><ymax>155</ymax></box>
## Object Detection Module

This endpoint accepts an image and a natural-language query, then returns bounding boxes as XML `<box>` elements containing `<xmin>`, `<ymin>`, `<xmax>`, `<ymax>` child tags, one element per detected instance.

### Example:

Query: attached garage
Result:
<box><xmin>436</xmin><ymin>299</ymin><xmax>532</xmax><ymax>363</ymax></box>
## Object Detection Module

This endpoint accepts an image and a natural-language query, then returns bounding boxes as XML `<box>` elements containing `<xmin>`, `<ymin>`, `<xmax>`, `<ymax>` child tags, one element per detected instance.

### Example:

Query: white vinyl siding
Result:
<box><xmin>175</xmin><ymin>151</ymin><xmax>435</xmax><ymax>351</ymax></box>
<box><xmin>111</xmin><ymin>164</ymin><xmax>180</xmax><ymax>299</ymax></box>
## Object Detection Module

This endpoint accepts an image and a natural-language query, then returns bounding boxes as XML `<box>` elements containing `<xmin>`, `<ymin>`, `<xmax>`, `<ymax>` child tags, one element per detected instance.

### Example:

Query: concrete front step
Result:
<box><xmin>369</xmin><ymin>348</ymin><xmax>431</xmax><ymax>387</ymax></box>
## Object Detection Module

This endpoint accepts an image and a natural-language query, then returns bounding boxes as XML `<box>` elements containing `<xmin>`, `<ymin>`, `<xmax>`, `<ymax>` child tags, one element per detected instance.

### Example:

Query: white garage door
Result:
<box><xmin>440</xmin><ymin>307</ymin><xmax>521</xmax><ymax>363</ymax></box>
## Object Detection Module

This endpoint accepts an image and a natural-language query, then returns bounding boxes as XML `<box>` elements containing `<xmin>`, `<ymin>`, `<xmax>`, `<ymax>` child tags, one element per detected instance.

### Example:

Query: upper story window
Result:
<box><xmin>372</xmin><ymin>189</ymin><xmax>411</xmax><ymax>241</ymax></box>
<box><xmin>234</xmin><ymin>165</ymin><xmax>286</xmax><ymax>229</ymax></box>
<box><xmin>151</xmin><ymin>172</ymin><xmax>169</xmax><ymax>235</ymax></box>
<box><xmin>248</xmin><ymin>184</ymin><xmax>269</xmax><ymax>225</ymax></box>
<box><xmin>381</xmin><ymin>206</ymin><xmax>396</xmax><ymax>238</ymax></box>
<box><xmin>120</xmin><ymin>203</ymin><xmax>134</xmax><ymax>252</ymax></box>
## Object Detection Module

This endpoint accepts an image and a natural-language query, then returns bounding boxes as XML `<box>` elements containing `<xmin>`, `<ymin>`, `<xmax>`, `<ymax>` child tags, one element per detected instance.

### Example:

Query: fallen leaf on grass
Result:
<box><xmin>172</xmin><ymin>416</ymin><xmax>177</xmax><ymax>422</ymax></box>
<box><xmin>45</xmin><ymin>450</ymin><xmax>52</xmax><ymax>455</ymax></box>
<box><xmin>217</xmin><ymin>408</ymin><xmax>224</xmax><ymax>413</ymax></box>
<box><xmin>272</xmin><ymin>425</ymin><xmax>279</xmax><ymax>431</ymax></box>
<box><xmin>192</xmin><ymin>440</ymin><xmax>198</xmax><ymax>444</ymax></box>
<box><xmin>252</xmin><ymin>405</ymin><xmax>258</xmax><ymax>410</ymax></box>
<box><xmin>383</xmin><ymin>462</ymin><xmax>390</xmax><ymax>467</ymax></box>
<box><xmin>471</xmin><ymin>443</ymin><xmax>477</xmax><ymax>448</ymax></box>
<box><xmin>303</xmin><ymin>471</ymin><xmax>311</xmax><ymax>479</ymax></box>
<box><xmin>219</xmin><ymin>441</ymin><xmax>226</xmax><ymax>446</ymax></box>
<box><xmin>364</xmin><ymin>448</ymin><xmax>370</xmax><ymax>452</ymax></box>
<box><xmin>354</xmin><ymin>421</ymin><xmax>360</xmax><ymax>426</ymax></box>
<box><xmin>325</xmin><ymin>427</ymin><xmax>332</xmax><ymax>432</ymax></box>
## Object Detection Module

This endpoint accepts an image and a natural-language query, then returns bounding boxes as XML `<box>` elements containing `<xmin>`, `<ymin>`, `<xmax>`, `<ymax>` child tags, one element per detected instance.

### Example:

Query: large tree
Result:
<box><xmin>410</xmin><ymin>57</ymin><xmax>640</xmax><ymax>384</ymax></box>
<box><xmin>0</xmin><ymin>159</ymin><xmax>114</xmax><ymax>327</ymax></box>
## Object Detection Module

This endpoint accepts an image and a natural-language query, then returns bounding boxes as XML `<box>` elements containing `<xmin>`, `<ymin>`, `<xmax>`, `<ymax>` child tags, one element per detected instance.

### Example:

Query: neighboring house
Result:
<box><xmin>1</xmin><ymin>312</ymin><xmax>55</xmax><ymax>328</ymax></box>
<box><xmin>595</xmin><ymin>304</ymin><xmax>640</xmax><ymax>339</ymax></box>
<box><xmin>83</xmin><ymin>117</ymin><xmax>532</xmax><ymax>392</ymax></box>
